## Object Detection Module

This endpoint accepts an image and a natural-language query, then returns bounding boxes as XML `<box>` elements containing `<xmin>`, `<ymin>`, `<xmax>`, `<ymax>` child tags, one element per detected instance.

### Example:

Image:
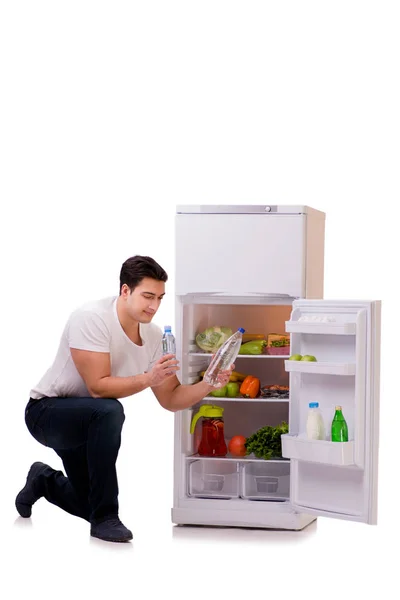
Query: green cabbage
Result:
<box><xmin>196</xmin><ymin>326</ymin><xmax>233</xmax><ymax>353</ymax></box>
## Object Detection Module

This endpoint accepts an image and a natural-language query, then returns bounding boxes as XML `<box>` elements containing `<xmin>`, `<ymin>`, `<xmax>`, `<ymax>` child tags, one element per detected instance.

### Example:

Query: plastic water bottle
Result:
<box><xmin>306</xmin><ymin>402</ymin><xmax>325</xmax><ymax>440</ymax></box>
<box><xmin>162</xmin><ymin>325</ymin><xmax>176</xmax><ymax>355</ymax></box>
<box><xmin>203</xmin><ymin>328</ymin><xmax>245</xmax><ymax>386</ymax></box>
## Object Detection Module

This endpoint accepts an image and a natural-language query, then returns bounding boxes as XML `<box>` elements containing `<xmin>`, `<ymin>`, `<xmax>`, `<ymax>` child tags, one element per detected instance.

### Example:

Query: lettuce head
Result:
<box><xmin>196</xmin><ymin>326</ymin><xmax>233</xmax><ymax>353</ymax></box>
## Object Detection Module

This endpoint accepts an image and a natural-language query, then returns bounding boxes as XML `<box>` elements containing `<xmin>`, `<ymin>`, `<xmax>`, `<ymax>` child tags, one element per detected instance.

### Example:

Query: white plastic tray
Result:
<box><xmin>284</xmin><ymin>361</ymin><xmax>356</xmax><ymax>376</ymax></box>
<box><xmin>281</xmin><ymin>434</ymin><xmax>355</xmax><ymax>466</ymax></box>
<box><xmin>285</xmin><ymin>321</ymin><xmax>356</xmax><ymax>335</ymax></box>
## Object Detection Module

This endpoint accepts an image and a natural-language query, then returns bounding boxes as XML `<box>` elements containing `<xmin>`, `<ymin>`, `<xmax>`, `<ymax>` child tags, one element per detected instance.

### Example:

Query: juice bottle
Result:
<box><xmin>190</xmin><ymin>405</ymin><xmax>227</xmax><ymax>457</ymax></box>
<box><xmin>331</xmin><ymin>405</ymin><xmax>349</xmax><ymax>442</ymax></box>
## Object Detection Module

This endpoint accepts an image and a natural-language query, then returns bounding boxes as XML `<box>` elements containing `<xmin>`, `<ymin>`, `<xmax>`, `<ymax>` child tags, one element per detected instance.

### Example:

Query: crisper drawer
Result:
<box><xmin>240</xmin><ymin>461</ymin><xmax>290</xmax><ymax>501</ymax></box>
<box><xmin>188</xmin><ymin>460</ymin><xmax>240</xmax><ymax>499</ymax></box>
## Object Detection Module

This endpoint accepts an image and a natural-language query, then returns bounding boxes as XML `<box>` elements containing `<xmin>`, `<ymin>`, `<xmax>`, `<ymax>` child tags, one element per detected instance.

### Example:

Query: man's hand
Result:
<box><xmin>146</xmin><ymin>353</ymin><xmax>180</xmax><ymax>387</ymax></box>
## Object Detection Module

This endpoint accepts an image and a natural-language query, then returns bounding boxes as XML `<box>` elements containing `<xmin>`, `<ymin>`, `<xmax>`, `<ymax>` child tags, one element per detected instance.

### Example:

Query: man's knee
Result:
<box><xmin>96</xmin><ymin>399</ymin><xmax>125</xmax><ymax>425</ymax></box>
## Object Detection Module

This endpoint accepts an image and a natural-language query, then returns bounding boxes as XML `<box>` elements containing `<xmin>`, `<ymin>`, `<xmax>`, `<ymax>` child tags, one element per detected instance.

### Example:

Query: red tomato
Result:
<box><xmin>228</xmin><ymin>435</ymin><xmax>247</xmax><ymax>457</ymax></box>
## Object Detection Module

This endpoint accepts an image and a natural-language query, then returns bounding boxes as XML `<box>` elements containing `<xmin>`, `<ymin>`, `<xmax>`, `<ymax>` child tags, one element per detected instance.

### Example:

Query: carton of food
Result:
<box><xmin>267</xmin><ymin>333</ymin><xmax>290</xmax><ymax>347</ymax></box>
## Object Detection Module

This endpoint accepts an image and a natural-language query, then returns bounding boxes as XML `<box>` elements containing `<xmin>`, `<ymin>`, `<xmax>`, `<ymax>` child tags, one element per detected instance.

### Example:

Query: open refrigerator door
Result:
<box><xmin>282</xmin><ymin>299</ymin><xmax>381</xmax><ymax>524</ymax></box>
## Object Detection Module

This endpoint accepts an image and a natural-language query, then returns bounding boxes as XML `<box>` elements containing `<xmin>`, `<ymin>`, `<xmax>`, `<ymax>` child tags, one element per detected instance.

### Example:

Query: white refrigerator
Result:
<box><xmin>171</xmin><ymin>205</ymin><xmax>381</xmax><ymax>530</ymax></box>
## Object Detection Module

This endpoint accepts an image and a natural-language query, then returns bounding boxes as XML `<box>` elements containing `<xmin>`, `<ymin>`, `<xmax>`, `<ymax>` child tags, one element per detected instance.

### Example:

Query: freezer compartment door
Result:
<box><xmin>284</xmin><ymin>299</ymin><xmax>381</xmax><ymax>524</ymax></box>
<box><xmin>175</xmin><ymin>213</ymin><xmax>307</xmax><ymax>297</ymax></box>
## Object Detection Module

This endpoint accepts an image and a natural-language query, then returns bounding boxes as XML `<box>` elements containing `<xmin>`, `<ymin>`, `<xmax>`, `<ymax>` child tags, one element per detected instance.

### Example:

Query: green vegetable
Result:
<box><xmin>238</xmin><ymin>340</ymin><xmax>267</xmax><ymax>355</ymax></box>
<box><xmin>244</xmin><ymin>422</ymin><xmax>288</xmax><ymax>460</ymax></box>
<box><xmin>196</xmin><ymin>326</ymin><xmax>233</xmax><ymax>353</ymax></box>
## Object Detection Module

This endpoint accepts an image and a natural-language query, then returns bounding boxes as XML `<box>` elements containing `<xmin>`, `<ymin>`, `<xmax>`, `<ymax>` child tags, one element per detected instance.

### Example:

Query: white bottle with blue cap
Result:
<box><xmin>162</xmin><ymin>325</ymin><xmax>176</xmax><ymax>356</ymax></box>
<box><xmin>203</xmin><ymin>327</ymin><xmax>246</xmax><ymax>386</ymax></box>
<box><xmin>306</xmin><ymin>402</ymin><xmax>326</xmax><ymax>440</ymax></box>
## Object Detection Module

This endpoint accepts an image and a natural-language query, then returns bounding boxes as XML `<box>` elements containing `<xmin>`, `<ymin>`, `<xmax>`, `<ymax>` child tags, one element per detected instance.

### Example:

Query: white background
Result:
<box><xmin>0</xmin><ymin>1</ymin><xmax>398</xmax><ymax>598</ymax></box>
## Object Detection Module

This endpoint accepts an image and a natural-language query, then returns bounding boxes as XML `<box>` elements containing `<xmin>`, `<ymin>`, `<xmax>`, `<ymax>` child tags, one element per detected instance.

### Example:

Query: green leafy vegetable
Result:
<box><xmin>244</xmin><ymin>422</ymin><xmax>288</xmax><ymax>460</ymax></box>
<box><xmin>196</xmin><ymin>326</ymin><xmax>233</xmax><ymax>353</ymax></box>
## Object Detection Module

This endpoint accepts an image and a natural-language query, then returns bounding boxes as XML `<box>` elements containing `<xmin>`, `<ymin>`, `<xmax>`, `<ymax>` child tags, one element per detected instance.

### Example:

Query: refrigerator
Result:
<box><xmin>171</xmin><ymin>205</ymin><xmax>381</xmax><ymax>530</ymax></box>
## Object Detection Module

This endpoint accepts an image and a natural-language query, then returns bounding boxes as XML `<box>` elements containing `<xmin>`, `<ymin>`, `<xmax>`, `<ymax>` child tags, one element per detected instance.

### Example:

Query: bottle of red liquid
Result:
<box><xmin>190</xmin><ymin>405</ymin><xmax>227</xmax><ymax>457</ymax></box>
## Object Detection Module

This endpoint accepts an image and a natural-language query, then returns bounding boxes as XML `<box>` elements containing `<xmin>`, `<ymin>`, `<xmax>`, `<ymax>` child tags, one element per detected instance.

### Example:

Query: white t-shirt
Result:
<box><xmin>30</xmin><ymin>296</ymin><xmax>163</xmax><ymax>399</ymax></box>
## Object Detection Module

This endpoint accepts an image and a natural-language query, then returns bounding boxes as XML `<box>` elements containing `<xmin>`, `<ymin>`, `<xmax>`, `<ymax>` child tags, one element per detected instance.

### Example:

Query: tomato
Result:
<box><xmin>228</xmin><ymin>435</ymin><xmax>247</xmax><ymax>457</ymax></box>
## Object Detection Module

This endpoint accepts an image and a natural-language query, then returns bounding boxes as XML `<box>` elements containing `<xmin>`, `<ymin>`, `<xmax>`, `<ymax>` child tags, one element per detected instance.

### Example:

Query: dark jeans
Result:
<box><xmin>24</xmin><ymin>396</ymin><xmax>125</xmax><ymax>524</ymax></box>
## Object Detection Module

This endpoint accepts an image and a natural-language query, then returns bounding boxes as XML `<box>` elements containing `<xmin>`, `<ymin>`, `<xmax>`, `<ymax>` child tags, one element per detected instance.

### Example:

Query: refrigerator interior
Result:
<box><xmin>180</xmin><ymin>301</ymin><xmax>293</xmax><ymax>504</ymax></box>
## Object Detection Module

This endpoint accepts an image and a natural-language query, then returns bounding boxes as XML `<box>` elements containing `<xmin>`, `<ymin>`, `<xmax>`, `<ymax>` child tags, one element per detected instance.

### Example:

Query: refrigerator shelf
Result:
<box><xmin>285</xmin><ymin>321</ymin><xmax>356</xmax><ymax>335</ymax></box>
<box><xmin>202</xmin><ymin>396</ymin><xmax>289</xmax><ymax>403</ymax></box>
<box><xmin>284</xmin><ymin>360</ymin><xmax>356</xmax><ymax>375</ymax></box>
<box><xmin>189</xmin><ymin>352</ymin><xmax>287</xmax><ymax>359</ymax></box>
<box><xmin>186</xmin><ymin>454</ymin><xmax>289</xmax><ymax>463</ymax></box>
<box><xmin>281</xmin><ymin>434</ymin><xmax>355</xmax><ymax>466</ymax></box>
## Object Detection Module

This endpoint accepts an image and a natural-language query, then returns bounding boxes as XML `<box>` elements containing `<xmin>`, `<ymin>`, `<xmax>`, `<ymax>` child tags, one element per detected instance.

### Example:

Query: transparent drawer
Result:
<box><xmin>188</xmin><ymin>459</ymin><xmax>240</xmax><ymax>499</ymax></box>
<box><xmin>240</xmin><ymin>461</ymin><xmax>290</xmax><ymax>501</ymax></box>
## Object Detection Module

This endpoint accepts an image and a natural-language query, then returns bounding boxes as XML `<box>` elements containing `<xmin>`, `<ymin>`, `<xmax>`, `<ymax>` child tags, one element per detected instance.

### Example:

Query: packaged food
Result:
<box><xmin>267</xmin><ymin>333</ymin><xmax>290</xmax><ymax>347</ymax></box>
<box><xmin>260</xmin><ymin>385</ymin><xmax>289</xmax><ymax>399</ymax></box>
<box><xmin>242</xmin><ymin>333</ymin><xmax>267</xmax><ymax>343</ymax></box>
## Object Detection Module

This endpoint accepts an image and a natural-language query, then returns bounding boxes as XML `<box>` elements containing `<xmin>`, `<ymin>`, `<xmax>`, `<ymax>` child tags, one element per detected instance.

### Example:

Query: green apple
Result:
<box><xmin>210</xmin><ymin>385</ymin><xmax>227</xmax><ymax>397</ymax></box>
<box><xmin>226</xmin><ymin>382</ymin><xmax>240</xmax><ymax>398</ymax></box>
<box><xmin>289</xmin><ymin>354</ymin><xmax>302</xmax><ymax>361</ymax></box>
<box><xmin>301</xmin><ymin>355</ymin><xmax>317</xmax><ymax>361</ymax></box>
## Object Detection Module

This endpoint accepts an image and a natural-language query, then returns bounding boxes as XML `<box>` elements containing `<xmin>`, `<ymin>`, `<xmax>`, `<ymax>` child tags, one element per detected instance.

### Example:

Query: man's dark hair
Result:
<box><xmin>119</xmin><ymin>255</ymin><xmax>168</xmax><ymax>294</ymax></box>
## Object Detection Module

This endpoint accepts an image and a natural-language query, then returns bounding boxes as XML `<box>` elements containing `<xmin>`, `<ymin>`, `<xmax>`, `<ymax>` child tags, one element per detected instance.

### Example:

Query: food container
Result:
<box><xmin>265</xmin><ymin>333</ymin><xmax>290</xmax><ymax>354</ymax></box>
<box><xmin>188</xmin><ymin>459</ymin><xmax>240</xmax><ymax>499</ymax></box>
<box><xmin>267</xmin><ymin>333</ymin><xmax>290</xmax><ymax>346</ymax></box>
<box><xmin>265</xmin><ymin>345</ymin><xmax>291</xmax><ymax>355</ymax></box>
<box><xmin>240</xmin><ymin>461</ymin><xmax>290</xmax><ymax>501</ymax></box>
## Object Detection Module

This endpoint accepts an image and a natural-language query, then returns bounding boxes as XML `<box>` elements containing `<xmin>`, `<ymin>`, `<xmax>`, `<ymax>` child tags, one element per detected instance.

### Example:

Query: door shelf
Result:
<box><xmin>281</xmin><ymin>434</ymin><xmax>355</xmax><ymax>466</ymax></box>
<box><xmin>285</xmin><ymin>321</ymin><xmax>356</xmax><ymax>335</ymax></box>
<box><xmin>284</xmin><ymin>361</ymin><xmax>356</xmax><ymax>376</ymax></box>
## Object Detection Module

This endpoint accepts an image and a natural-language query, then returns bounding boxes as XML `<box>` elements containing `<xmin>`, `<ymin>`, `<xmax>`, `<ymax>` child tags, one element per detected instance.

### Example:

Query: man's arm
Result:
<box><xmin>70</xmin><ymin>349</ymin><xmax>179</xmax><ymax>399</ymax></box>
<box><xmin>151</xmin><ymin>376</ymin><xmax>214</xmax><ymax>412</ymax></box>
<box><xmin>151</xmin><ymin>365</ymin><xmax>235</xmax><ymax>412</ymax></box>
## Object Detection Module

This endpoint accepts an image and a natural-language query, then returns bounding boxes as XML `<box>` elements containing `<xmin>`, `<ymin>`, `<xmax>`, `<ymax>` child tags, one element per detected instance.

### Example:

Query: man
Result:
<box><xmin>16</xmin><ymin>255</ymin><xmax>232</xmax><ymax>543</ymax></box>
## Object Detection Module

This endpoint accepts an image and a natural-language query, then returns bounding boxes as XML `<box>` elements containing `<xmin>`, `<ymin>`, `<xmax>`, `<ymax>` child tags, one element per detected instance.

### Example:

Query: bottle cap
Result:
<box><xmin>164</xmin><ymin>325</ymin><xmax>172</xmax><ymax>332</ymax></box>
<box><xmin>309</xmin><ymin>402</ymin><xmax>319</xmax><ymax>408</ymax></box>
<box><xmin>335</xmin><ymin>405</ymin><xmax>342</xmax><ymax>410</ymax></box>
<box><xmin>238</xmin><ymin>327</ymin><xmax>245</xmax><ymax>333</ymax></box>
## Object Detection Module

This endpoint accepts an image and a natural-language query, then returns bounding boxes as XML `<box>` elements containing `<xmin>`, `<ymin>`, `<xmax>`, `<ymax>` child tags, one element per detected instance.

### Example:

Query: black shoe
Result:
<box><xmin>15</xmin><ymin>462</ymin><xmax>49</xmax><ymax>518</ymax></box>
<box><xmin>90</xmin><ymin>518</ymin><xmax>133</xmax><ymax>543</ymax></box>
